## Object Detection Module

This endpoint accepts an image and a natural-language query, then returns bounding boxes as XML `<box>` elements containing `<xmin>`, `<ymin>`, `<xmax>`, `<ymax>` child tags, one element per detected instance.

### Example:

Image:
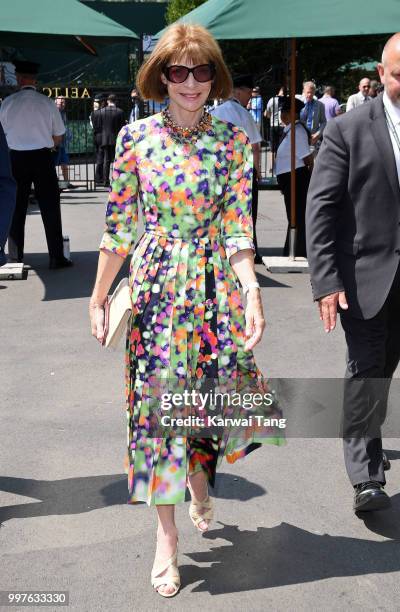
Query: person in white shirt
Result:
<box><xmin>346</xmin><ymin>77</ymin><xmax>371</xmax><ymax>112</ymax></box>
<box><xmin>0</xmin><ymin>60</ymin><xmax>72</xmax><ymax>268</ymax></box>
<box><xmin>211</xmin><ymin>74</ymin><xmax>263</xmax><ymax>262</ymax></box>
<box><xmin>275</xmin><ymin>96</ymin><xmax>313</xmax><ymax>257</ymax></box>
<box><xmin>265</xmin><ymin>85</ymin><xmax>285</xmax><ymax>165</ymax></box>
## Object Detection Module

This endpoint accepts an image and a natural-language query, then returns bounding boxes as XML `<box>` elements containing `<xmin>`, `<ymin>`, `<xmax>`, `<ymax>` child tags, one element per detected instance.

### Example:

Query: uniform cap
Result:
<box><xmin>13</xmin><ymin>60</ymin><xmax>40</xmax><ymax>75</ymax></box>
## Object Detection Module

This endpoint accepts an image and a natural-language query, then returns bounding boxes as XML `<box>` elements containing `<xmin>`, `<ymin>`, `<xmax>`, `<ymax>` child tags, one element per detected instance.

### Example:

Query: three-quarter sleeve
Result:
<box><xmin>221</xmin><ymin>128</ymin><xmax>255</xmax><ymax>262</ymax></box>
<box><xmin>99</xmin><ymin>125</ymin><xmax>139</xmax><ymax>258</ymax></box>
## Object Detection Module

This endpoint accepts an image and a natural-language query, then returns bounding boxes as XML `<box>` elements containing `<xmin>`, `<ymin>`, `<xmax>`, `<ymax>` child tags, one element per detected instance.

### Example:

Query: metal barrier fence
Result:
<box><xmin>55</xmin><ymin>96</ymin><xmax>96</xmax><ymax>190</ymax></box>
<box><xmin>54</xmin><ymin>93</ymin><xmax>169</xmax><ymax>191</ymax></box>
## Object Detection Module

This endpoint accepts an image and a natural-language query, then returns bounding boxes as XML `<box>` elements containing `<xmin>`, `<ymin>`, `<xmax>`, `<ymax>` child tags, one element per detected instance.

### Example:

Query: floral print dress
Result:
<box><xmin>99</xmin><ymin>112</ymin><xmax>284</xmax><ymax>506</ymax></box>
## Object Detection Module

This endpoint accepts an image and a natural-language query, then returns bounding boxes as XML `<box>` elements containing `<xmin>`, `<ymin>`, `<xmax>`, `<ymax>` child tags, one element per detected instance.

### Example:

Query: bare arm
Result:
<box><xmin>221</xmin><ymin>131</ymin><xmax>265</xmax><ymax>351</ymax></box>
<box><xmin>91</xmin><ymin>250</ymin><xmax>124</xmax><ymax>305</ymax></box>
<box><xmin>53</xmin><ymin>134</ymin><xmax>63</xmax><ymax>147</ymax></box>
<box><xmin>89</xmin><ymin>251</ymin><xmax>125</xmax><ymax>341</ymax></box>
<box><xmin>89</xmin><ymin>124</ymin><xmax>139</xmax><ymax>343</ymax></box>
<box><xmin>230</xmin><ymin>249</ymin><xmax>264</xmax><ymax>351</ymax></box>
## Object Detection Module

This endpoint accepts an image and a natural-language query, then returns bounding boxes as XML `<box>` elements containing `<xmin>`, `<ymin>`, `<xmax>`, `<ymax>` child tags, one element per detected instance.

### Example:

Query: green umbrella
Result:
<box><xmin>161</xmin><ymin>0</ymin><xmax>396</xmax><ymax>38</ymax></box>
<box><xmin>156</xmin><ymin>0</ymin><xmax>394</xmax><ymax>259</ymax></box>
<box><xmin>0</xmin><ymin>0</ymin><xmax>138</xmax><ymax>55</ymax></box>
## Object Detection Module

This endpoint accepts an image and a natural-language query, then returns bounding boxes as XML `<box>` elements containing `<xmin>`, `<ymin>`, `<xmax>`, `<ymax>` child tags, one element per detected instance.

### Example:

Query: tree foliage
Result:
<box><xmin>166</xmin><ymin>0</ymin><xmax>207</xmax><ymax>24</ymax></box>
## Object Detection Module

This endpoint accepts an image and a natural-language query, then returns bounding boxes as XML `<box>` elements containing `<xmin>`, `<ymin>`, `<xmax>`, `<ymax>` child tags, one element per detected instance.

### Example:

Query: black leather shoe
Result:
<box><xmin>354</xmin><ymin>481</ymin><xmax>391</xmax><ymax>512</ymax></box>
<box><xmin>49</xmin><ymin>257</ymin><xmax>74</xmax><ymax>270</ymax></box>
<box><xmin>383</xmin><ymin>452</ymin><xmax>391</xmax><ymax>471</ymax></box>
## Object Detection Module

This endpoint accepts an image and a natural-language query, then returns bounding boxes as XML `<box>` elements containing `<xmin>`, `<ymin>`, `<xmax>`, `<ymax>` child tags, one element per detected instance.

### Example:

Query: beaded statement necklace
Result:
<box><xmin>161</xmin><ymin>106</ymin><xmax>213</xmax><ymax>146</ymax></box>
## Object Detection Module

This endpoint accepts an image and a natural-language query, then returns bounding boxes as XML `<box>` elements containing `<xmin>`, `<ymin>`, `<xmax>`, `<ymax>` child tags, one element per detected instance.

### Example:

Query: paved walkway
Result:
<box><xmin>1</xmin><ymin>188</ymin><xmax>400</xmax><ymax>611</ymax></box>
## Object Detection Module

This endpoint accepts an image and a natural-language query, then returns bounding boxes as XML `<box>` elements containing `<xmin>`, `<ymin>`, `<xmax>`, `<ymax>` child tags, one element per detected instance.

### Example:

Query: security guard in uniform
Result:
<box><xmin>0</xmin><ymin>60</ymin><xmax>73</xmax><ymax>268</ymax></box>
<box><xmin>0</xmin><ymin>121</ymin><xmax>16</xmax><ymax>266</ymax></box>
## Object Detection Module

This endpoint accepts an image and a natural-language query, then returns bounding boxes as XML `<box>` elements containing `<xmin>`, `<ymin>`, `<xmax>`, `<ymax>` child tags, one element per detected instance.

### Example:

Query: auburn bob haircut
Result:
<box><xmin>136</xmin><ymin>23</ymin><xmax>232</xmax><ymax>102</ymax></box>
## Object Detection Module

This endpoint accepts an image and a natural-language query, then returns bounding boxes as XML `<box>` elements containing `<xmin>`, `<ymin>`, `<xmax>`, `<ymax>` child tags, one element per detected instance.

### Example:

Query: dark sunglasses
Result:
<box><xmin>162</xmin><ymin>63</ymin><xmax>215</xmax><ymax>84</ymax></box>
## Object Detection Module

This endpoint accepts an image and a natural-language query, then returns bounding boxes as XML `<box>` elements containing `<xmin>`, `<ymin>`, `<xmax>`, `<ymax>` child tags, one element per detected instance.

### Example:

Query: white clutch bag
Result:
<box><xmin>102</xmin><ymin>278</ymin><xmax>132</xmax><ymax>349</ymax></box>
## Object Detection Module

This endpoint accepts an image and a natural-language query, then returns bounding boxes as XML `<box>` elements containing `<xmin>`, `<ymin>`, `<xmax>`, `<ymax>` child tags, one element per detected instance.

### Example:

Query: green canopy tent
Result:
<box><xmin>156</xmin><ymin>0</ymin><xmax>396</xmax><ymax>259</ymax></box>
<box><xmin>158</xmin><ymin>0</ymin><xmax>398</xmax><ymax>39</ymax></box>
<box><xmin>0</xmin><ymin>0</ymin><xmax>138</xmax><ymax>55</ymax></box>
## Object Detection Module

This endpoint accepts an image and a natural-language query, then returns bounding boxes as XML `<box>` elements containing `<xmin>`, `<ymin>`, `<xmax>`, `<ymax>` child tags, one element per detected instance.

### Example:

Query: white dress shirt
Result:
<box><xmin>0</xmin><ymin>86</ymin><xmax>65</xmax><ymax>150</ymax></box>
<box><xmin>266</xmin><ymin>96</ymin><xmax>281</xmax><ymax>127</ymax></box>
<box><xmin>210</xmin><ymin>98</ymin><xmax>262</xmax><ymax>145</ymax></box>
<box><xmin>383</xmin><ymin>91</ymin><xmax>400</xmax><ymax>186</ymax></box>
<box><xmin>275</xmin><ymin>122</ymin><xmax>311</xmax><ymax>175</ymax></box>
<box><xmin>346</xmin><ymin>91</ymin><xmax>371</xmax><ymax>112</ymax></box>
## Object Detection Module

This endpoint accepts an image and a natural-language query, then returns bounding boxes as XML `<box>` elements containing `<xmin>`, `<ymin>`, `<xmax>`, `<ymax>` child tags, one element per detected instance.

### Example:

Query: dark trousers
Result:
<box><xmin>340</xmin><ymin>263</ymin><xmax>400</xmax><ymax>486</ymax></box>
<box><xmin>8</xmin><ymin>149</ymin><xmax>64</xmax><ymax>261</ymax></box>
<box><xmin>252</xmin><ymin>170</ymin><xmax>260</xmax><ymax>256</ymax></box>
<box><xmin>102</xmin><ymin>144</ymin><xmax>115</xmax><ymax>186</ymax></box>
<box><xmin>94</xmin><ymin>140</ymin><xmax>104</xmax><ymax>183</ymax></box>
<box><xmin>270</xmin><ymin>126</ymin><xmax>284</xmax><ymax>156</ymax></box>
<box><xmin>276</xmin><ymin>166</ymin><xmax>310</xmax><ymax>257</ymax></box>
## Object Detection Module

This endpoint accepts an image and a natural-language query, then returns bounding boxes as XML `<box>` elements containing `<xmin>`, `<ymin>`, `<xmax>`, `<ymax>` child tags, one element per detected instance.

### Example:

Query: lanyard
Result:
<box><xmin>384</xmin><ymin>105</ymin><xmax>400</xmax><ymax>154</ymax></box>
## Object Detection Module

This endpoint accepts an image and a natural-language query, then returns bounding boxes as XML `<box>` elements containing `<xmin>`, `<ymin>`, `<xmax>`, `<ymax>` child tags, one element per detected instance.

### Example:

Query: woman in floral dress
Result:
<box><xmin>89</xmin><ymin>23</ymin><xmax>284</xmax><ymax>598</ymax></box>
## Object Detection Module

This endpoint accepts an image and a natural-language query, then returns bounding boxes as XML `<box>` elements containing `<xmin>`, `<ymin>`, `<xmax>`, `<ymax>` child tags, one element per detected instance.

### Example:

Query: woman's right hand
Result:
<box><xmin>89</xmin><ymin>299</ymin><xmax>105</xmax><ymax>344</ymax></box>
<box><xmin>244</xmin><ymin>290</ymin><xmax>266</xmax><ymax>351</ymax></box>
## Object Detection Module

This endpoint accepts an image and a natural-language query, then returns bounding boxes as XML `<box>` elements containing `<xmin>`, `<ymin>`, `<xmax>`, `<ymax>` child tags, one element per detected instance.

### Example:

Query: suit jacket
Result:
<box><xmin>90</xmin><ymin>108</ymin><xmax>103</xmax><ymax>146</ymax></box>
<box><xmin>0</xmin><ymin>121</ymin><xmax>16</xmax><ymax>265</ymax></box>
<box><xmin>301</xmin><ymin>99</ymin><xmax>327</xmax><ymax>136</ymax></box>
<box><xmin>306</xmin><ymin>94</ymin><xmax>400</xmax><ymax>319</ymax></box>
<box><xmin>98</xmin><ymin>106</ymin><xmax>126</xmax><ymax>147</ymax></box>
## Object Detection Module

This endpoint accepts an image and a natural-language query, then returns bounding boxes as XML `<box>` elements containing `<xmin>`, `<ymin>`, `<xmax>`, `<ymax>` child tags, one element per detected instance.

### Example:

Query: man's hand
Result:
<box><xmin>318</xmin><ymin>291</ymin><xmax>348</xmax><ymax>333</ymax></box>
<box><xmin>310</xmin><ymin>133</ymin><xmax>320</xmax><ymax>146</ymax></box>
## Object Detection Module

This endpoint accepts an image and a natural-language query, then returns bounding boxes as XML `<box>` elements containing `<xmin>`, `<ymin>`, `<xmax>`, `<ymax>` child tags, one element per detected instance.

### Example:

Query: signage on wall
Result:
<box><xmin>42</xmin><ymin>86</ymin><xmax>91</xmax><ymax>98</ymax></box>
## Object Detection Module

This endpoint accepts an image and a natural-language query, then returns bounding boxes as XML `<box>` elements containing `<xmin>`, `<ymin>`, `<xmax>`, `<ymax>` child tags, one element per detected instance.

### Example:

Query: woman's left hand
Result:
<box><xmin>244</xmin><ymin>290</ymin><xmax>266</xmax><ymax>351</ymax></box>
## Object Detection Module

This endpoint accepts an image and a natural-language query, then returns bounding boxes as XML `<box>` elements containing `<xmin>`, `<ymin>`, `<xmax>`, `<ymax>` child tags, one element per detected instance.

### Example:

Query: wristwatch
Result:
<box><xmin>242</xmin><ymin>281</ymin><xmax>260</xmax><ymax>296</ymax></box>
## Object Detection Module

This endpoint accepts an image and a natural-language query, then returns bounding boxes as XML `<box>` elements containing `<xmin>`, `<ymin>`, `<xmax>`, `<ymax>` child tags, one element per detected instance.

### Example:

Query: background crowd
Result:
<box><xmin>0</xmin><ymin>54</ymin><xmax>383</xmax><ymax>268</ymax></box>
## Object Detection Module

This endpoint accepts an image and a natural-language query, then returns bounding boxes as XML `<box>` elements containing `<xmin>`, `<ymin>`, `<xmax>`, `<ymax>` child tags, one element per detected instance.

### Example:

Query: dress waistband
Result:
<box><xmin>144</xmin><ymin>229</ymin><xmax>221</xmax><ymax>245</ymax></box>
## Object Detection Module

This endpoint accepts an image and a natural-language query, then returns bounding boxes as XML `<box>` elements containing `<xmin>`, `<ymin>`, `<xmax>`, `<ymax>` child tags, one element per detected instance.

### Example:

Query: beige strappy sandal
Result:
<box><xmin>151</xmin><ymin>546</ymin><xmax>181</xmax><ymax>598</ymax></box>
<box><xmin>189</xmin><ymin>494</ymin><xmax>214</xmax><ymax>533</ymax></box>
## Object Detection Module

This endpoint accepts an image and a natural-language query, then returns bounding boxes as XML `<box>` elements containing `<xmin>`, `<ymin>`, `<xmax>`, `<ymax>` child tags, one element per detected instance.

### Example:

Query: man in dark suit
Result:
<box><xmin>306</xmin><ymin>33</ymin><xmax>400</xmax><ymax>513</ymax></box>
<box><xmin>299</xmin><ymin>81</ymin><xmax>326</xmax><ymax>155</ymax></box>
<box><xmin>0</xmin><ymin>121</ymin><xmax>16</xmax><ymax>266</ymax></box>
<box><xmin>90</xmin><ymin>94</ymin><xmax>106</xmax><ymax>185</ymax></box>
<box><xmin>98</xmin><ymin>94</ymin><xmax>125</xmax><ymax>187</ymax></box>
